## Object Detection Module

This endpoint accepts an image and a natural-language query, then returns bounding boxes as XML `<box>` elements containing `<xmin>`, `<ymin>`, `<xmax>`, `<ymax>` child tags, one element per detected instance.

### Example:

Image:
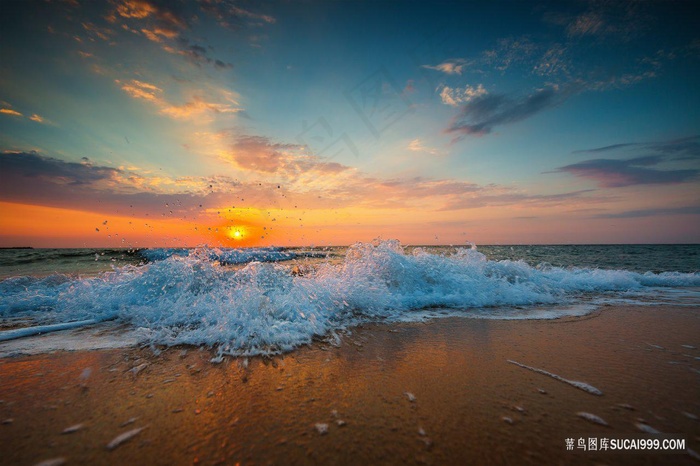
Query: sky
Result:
<box><xmin>0</xmin><ymin>0</ymin><xmax>699</xmax><ymax>248</ymax></box>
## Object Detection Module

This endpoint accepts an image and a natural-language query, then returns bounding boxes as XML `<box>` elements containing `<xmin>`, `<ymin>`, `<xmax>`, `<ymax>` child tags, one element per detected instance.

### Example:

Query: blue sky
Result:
<box><xmin>0</xmin><ymin>0</ymin><xmax>699</xmax><ymax>247</ymax></box>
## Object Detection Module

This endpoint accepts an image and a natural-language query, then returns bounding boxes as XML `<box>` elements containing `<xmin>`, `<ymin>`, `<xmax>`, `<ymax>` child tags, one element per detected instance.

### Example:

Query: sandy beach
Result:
<box><xmin>1</xmin><ymin>305</ymin><xmax>699</xmax><ymax>465</ymax></box>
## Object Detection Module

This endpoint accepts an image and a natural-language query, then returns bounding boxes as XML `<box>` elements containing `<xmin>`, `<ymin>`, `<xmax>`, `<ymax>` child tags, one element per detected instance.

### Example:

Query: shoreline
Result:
<box><xmin>1</xmin><ymin>305</ymin><xmax>699</xmax><ymax>465</ymax></box>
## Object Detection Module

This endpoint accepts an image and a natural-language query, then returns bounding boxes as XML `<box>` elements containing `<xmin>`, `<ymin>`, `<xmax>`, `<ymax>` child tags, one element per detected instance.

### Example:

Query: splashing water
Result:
<box><xmin>0</xmin><ymin>240</ymin><xmax>698</xmax><ymax>356</ymax></box>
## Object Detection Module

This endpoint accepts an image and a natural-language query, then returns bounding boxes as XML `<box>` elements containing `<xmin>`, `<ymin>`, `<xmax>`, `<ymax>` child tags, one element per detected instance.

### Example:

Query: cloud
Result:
<box><xmin>1</xmin><ymin>151</ymin><xmax>121</xmax><ymax>185</ymax></box>
<box><xmin>483</xmin><ymin>37</ymin><xmax>538</xmax><ymax>72</ymax></box>
<box><xmin>573</xmin><ymin>135</ymin><xmax>700</xmax><ymax>161</ymax></box>
<box><xmin>435</xmin><ymin>188</ymin><xmax>597</xmax><ymax>212</ymax></box>
<box><xmin>227</xmin><ymin>135</ymin><xmax>348</xmax><ymax>176</ymax></box>
<box><xmin>443</xmin><ymin>69</ymin><xmax>658</xmax><ymax>140</ymax></box>
<box><xmin>116</xmin><ymin>79</ymin><xmax>243</xmax><ymax>119</ymax></box>
<box><xmin>544</xmin><ymin>1</ymin><xmax>650</xmax><ymax>41</ymax></box>
<box><xmin>198</xmin><ymin>0</ymin><xmax>276</xmax><ymax>29</ymax></box>
<box><xmin>29</xmin><ymin>114</ymin><xmax>50</xmax><ymax>124</ymax></box>
<box><xmin>115</xmin><ymin>0</ymin><xmax>188</xmax><ymax>30</ymax></box>
<box><xmin>0</xmin><ymin>108</ymin><xmax>23</xmax><ymax>117</ymax></box>
<box><xmin>118</xmin><ymin>79</ymin><xmax>162</xmax><ymax>102</ymax></box>
<box><xmin>555</xmin><ymin>156</ymin><xmax>699</xmax><ymax>187</ymax></box>
<box><xmin>566</xmin><ymin>12</ymin><xmax>605</xmax><ymax>37</ymax></box>
<box><xmin>163</xmin><ymin>37</ymin><xmax>233</xmax><ymax>68</ymax></box>
<box><xmin>649</xmin><ymin>136</ymin><xmax>700</xmax><ymax>160</ymax></box>
<box><xmin>594</xmin><ymin>205</ymin><xmax>700</xmax><ymax>219</ymax></box>
<box><xmin>189</xmin><ymin>131</ymin><xmax>599</xmax><ymax>212</ymax></box>
<box><xmin>81</xmin><ymin>22</ymin><xmax>115</xmax><ymax>42</ymax></box>
<box><xmin>423</xmin><ymin>37</ymin><xmax>545</xmax><ymax>78</ymax></box>
<box><xmin>141</xmin><ymin>26</ymin><xmax>179</xmax><ymax>43</ymax></box>
<box><xmin>407</xmin><ymin>138</ymin><xmax>441</xmax><ymax>156</ymax></box>
<box><xmin>438</xmin><ymin>84</ymin><xmax>487</xmax><ymax>107</ymax></box>
<box><xmin>0</xmin><ymin>144</ymin><xmax>603</xmax><ymax>224</ymax></box>
<box><xmin>446</xmin><ymin>85</ymin><xmax>568</xmax><ymax>138</ymax></box>
<box><xmin>0</xmin><ymin>151</ymin><xmax>235</xmax><ymax>218</ymax></box>
<box><xmin>110</xmin><ymin>0</ymin><xmax>234</xmax><ymax>70</ymax></box>
<box><xmin>160</xmin><ymin>95</ymin><xmax>242</xmax><ymax>119</ymax></box>
<box><xmin>421</xmin><ymin>59</ymin><xmax>469</xmax><ymax>75</ymax></box>
<box><xmin>572</xmin><ymin>142</ymin><xmax>640</xmax><ymax>154</ymax></box>
<box><xmin>1</xmin><ymin>108</ymin><xmax>53</xmax><ymax>125</ymax></box>
<box><xmin>533</xmin><ymin>44</ymin><xmax>570</xmax><ymax>77</ymax></box>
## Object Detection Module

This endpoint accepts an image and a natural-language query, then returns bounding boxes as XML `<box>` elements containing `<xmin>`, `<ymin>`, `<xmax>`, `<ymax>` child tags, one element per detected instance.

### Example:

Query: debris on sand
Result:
<box><xmin>106</xmin><ymin>426</ymin><xmax>146</xmax><ymax>450</ymax></box>
<box><xmin>314</xmin><ymin>423</ymin><xmax>329</xmax><ymax>435</ymax></box>
<box><xmin>577</xmin><ymin>412</ymin><xmax>609</xmax><ymax>426</ymax></box>
<box><xmin>62</xmin><ymin>423</ymin><xmax>84</xmax><ymax>434</ymax></box>
<box><xmin>635</xmin><ymin>423</ymin><xmax>660</xmax><ymax>434</ymax></box>
<box><xmin>507</xmin><ymin>360</ymin><xmax>603</xmax><ymax>396</ymax></box>
<box><xmin>34</xmin><ymin>458</ymin><xmax>66</xmax><ymax>466</ymax></box>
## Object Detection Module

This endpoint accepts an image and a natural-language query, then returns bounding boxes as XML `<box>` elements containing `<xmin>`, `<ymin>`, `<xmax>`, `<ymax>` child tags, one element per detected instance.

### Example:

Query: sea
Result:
<box><xmin>1</xmin><ymin>241</ymin><xmax>699</xmax><ymax>358</ymax></box>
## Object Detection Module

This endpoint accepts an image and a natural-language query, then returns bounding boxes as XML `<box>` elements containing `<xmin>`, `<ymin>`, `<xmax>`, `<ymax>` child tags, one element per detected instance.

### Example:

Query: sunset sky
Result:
<box><xmin>1</xmin><ymin>0</ymin><xmax>699</xmax><ymax>247</ymax></box>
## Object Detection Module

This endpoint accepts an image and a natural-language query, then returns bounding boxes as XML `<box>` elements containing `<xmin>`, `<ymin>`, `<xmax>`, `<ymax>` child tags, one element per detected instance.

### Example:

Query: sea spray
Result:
<box><xmin>1</xmin><ymin>240</ymin><xmax>699</xmax><ymax>356</ymax></box>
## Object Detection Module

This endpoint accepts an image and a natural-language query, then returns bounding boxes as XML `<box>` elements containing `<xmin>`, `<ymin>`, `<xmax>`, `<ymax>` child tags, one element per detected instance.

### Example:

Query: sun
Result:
<box><xmin>227</xmin><ymin>227</ymin><xmax>244</xmax><ymax>240</ymax></box>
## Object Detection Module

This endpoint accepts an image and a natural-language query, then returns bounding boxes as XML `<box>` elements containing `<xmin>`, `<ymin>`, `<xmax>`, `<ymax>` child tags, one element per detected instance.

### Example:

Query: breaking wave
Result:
<box><xmin>1</xmin><ymin>240</ymin><xmax>698</xmax><ymax>356</ymax></box>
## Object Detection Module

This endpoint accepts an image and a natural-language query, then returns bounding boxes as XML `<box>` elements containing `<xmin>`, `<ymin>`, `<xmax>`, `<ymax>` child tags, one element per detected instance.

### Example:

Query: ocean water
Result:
<box><xmin>0</xmin><ymin>241</ymin><xmax>698</xmax><ymax>357</ymax></box>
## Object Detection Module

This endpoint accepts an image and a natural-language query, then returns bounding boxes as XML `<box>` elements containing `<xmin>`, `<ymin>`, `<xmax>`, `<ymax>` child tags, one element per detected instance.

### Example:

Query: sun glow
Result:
<box><xmin>228</xmin><ymin>227</ymin><xmax>244</xmax><ymax>240</ymax></box>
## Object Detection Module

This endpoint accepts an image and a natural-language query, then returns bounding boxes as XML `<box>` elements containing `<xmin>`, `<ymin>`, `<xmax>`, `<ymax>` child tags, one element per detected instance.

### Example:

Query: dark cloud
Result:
<box><xmin>543</xmin><ymin>1</ymin><xmax>651</xmax><ymax>42</ymax></box>
<box><xmin>573</xmin><ymin>135</ymin><xmax>700</xmax><ymax>160</ymax></box>
<box><xmin>594</xmin><ymin>206</ymin><xmax>700</xmax><ymax>219</ymax></box>
<box><xmin>649</xmin><ymin>136</ymin><xmax>700</xmax><ymax>160</ymax></box>
<box><xmin>445</xmin><ymin>86</ymin><xmax>568</xmax><ymax>138</ymax></box>
<box><xmin>0</xmin><ymin>151</ymin><xmax>226</xmax><ymax>217</ymax></box>
<box><xmin>174</xmin><ymin>38</ymin><xmax>230</xmax><ymax>68</ymax></box>
<box><xmin>437</xmin><ymin>189</ymin><xmax>596</xmax><ymax>211</ymax></box>
<box><xmin>572</xmin><ymin>143</ymin><xmax>641</xmax><ymax>154</ymax></box>
<box><xmin>0</xmin><ymin>151</ymin><xmax>120</xmax><ymax>185</ymax></box>
<box><xmin>555</xmin><ymin>155</ymin><xmax>699</xmax><ymax>188</ymax></box>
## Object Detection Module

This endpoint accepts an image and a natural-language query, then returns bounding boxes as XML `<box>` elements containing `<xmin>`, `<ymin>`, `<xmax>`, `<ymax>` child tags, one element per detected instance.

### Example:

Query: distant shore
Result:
<box><xmin>1</xmin><ymin>305</ymin><xmax>699</xmax><ymax>465</ymax></box>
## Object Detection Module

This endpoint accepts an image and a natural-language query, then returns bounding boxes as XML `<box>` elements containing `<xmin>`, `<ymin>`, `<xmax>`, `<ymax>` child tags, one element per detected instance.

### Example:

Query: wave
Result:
<box><xmin>1</xmin><ymin>240</ymin><xmax>698</xmax><ymax>356</ymax></box>
<box><xmin>138</xmin><ymin>246</ymin><xmax>305</xmax><ymax>264</ymax></box>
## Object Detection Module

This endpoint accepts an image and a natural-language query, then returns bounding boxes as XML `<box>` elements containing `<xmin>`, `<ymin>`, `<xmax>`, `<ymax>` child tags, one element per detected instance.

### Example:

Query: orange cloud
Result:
<box><xmin>0</xmin><ymin>108</ymin><xmax>22</xmax><ymax>117</ymax></box>
<box><xmin>141</xmin><ymin>26</ymin><xmax>179</xmax><ymax>43</ymax></box>
<box><xmin>116</xmin><ymin>79</ymin><xmax>242</xmax><ymax>120</ymax></box>
<box><xmin>115</xmin><ymin>0</ymin><xmax>187</xmax><ymax>30</ymax></box>
<box><xmin>116</xmin><ymin>0</ymin><xmax>157</xmax><ymax>20</ymax></box>
<box><xmin>160</xmin><ymin>96</ymin><xmax>242</xmax><ymax>119</ymax></box>
<box><xmin>117</xmin><ymin>79</ymin><xmax>162</xmax><ymax>101</ymax></box>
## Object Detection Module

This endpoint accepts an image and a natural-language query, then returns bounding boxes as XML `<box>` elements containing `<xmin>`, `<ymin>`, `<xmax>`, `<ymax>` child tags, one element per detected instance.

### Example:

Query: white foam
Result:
<box><xmin>1</xmin><ymin>240</ymin><xmax>698</xmax><ymax>357</ymax></box>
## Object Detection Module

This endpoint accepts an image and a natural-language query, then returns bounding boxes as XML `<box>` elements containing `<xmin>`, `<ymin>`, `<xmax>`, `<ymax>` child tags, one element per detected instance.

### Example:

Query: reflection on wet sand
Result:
<box><xmin>0</xmin><ymin>306</ymin><xmax>699</xmax><ymax>465</ymax></box>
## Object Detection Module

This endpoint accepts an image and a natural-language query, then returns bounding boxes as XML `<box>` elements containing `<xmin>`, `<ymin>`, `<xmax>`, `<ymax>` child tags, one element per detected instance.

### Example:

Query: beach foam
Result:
<box><xmin>1</xmin><ymin>240</ymin><xmax>699</xmax><ymax>356</ymax></box>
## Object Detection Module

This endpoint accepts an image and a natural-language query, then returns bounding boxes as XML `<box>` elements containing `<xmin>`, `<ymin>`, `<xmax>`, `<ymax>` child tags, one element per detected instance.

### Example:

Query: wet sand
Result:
<box><xmin>1</xmin><ymin>305</ymin><xmax>699</xmax><ymax>465</ymax></box>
